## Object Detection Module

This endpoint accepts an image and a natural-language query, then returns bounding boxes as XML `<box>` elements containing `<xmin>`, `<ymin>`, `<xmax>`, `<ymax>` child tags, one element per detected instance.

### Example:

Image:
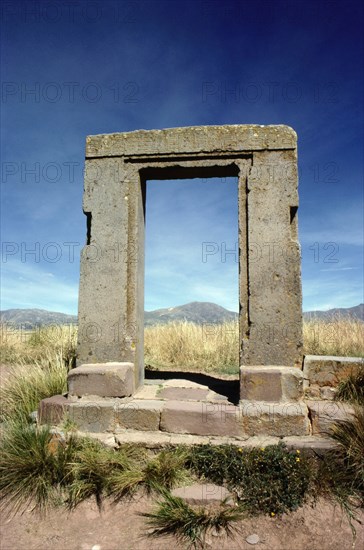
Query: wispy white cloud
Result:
<box><xmin>1</xmin><ymin>260</ymin><xmax>78</xmax><ymax>314</ymax></box>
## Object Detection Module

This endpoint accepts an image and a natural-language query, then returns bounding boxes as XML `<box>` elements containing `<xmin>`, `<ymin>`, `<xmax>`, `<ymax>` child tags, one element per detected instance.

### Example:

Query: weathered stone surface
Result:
<box><xmin>283</xmin><ymin>436</ymin><xmax>339</xmax><ymax>456</ymax></box>
<box><xmin>68</xmin><ymin>401</ymin><xmax>117</xmax><ymax>432</ymax></box>
<box><xmin>115</xmin><ymin>399</ymin><xmax>164</xmax><ymax>431</ymax></box>
<box><xmin>171</xmin><ymin>483</ymin><xmax>234</xmax><ymax>505</ymax></box>
<box><xmin>303</xmin><ymin>355</ymin><xmax>363</xmax><ymax>388</ymax></box>
<box><xmin>240</xmin><ymin>366</ymin><xmax>304</xmax><ymax>402</ymax></box>
<box><xmin>209</xmin><ymin>435</ymin><xmax>280</xmax><ymax>447</ymax></box>
<box><xmin>86</xmin><ymin>125</ymin><xmax>297</xmax><ymax>158</ymax></box>
<box><xmin>160</xmin><ymin>401</ymin><xmax>242</xmax><ymax>437</ymax></box>
<box><xmin>84</xmin><ymin>430</ymin><xmax>337</xmax><ymax>453</ymax></box>
<box><xmin>241</xmin><ymin>148</ymin><xmax>302</xmax><ymax>369</ymax></box>
<box><xmin>246</xmin><ymin>534</ymin><xmax>260</xmax><ymax>545</ymax></box>
<box><xmin>320</xmin><ymin>386</ymin><xmax>337</xmax><ymax>400</ymax></box>
<box><xmin>306</xmin><ymin>400</ymin><xmax>355</xmax><ymax>436</ymax></box>
<box><xmin>84</xmin><ymin>433</ymin><xmax>117</xmax><ymax>448</ymax></box>
<box><xmin>77</xmin><ymin>124</ymin><xmax>303</xmax><ymax>398</ymax></box>
<box><xmin>38</xmin><ymin>395</ymin><xmax>69</xmax><ymax>425</ymax></box>
<box><xmin>133</xmin><ymin>384</ymin><xmax>160</xmax><ymax>400</ymax></box>
<box><xmin>68</xmin><ymin>363</ymin><xmax>134</xmax><ymax>398</ymax></box>
<box><xmin>240</xmin><ymin>401</ymin><xmax>310</xmax><ymax>437</ymax></box>
<box><xmin>157</xmin><ymin>387</ymin><xmax>209</xmax><ymax>401</ymax></box>
<box><xmin>163</xmin><ymin>379</ymin><xmax>208</xmax><ymax>388</ymax></box>
<box><xmin>206</xmin><ymin>390</ymin><xmax>229</xmax><ymax>402</ymax></box>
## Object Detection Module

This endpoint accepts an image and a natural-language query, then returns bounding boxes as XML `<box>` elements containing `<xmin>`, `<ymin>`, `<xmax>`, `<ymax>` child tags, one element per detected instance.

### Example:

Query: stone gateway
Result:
<box><xmin>40</xmin><ymin>125</ymin><xmax>329</xmax><ymax>440</ymax></box>
<box><xmin>77</xmin><ymin>125</ymin><xmax>303</xmax><ymax>396</ymax></box>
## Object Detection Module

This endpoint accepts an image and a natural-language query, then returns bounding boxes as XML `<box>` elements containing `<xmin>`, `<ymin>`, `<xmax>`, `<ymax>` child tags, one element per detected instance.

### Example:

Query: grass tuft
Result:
<box><xmin>0</xmin><ymin>423</ymin><xmax>80</xmax><ymax>515</ymax></box>
<box><xmin>329</xmin><ymin>405</ymin><xmax>364</xmax><ymax>501</ymax></box>
<box><xmin>335</xmin><ymin>367</ymin><xmax>364</xmax><ymax>404</ymax></box>
<box><xmin>142</xmin><ymin>491</ymin><xmax>243</xmax><ymax>549</ymax></box>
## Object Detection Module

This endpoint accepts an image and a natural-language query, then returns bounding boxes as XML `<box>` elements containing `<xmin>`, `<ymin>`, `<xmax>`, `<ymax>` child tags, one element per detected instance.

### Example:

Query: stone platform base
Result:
<box><xmin>39</xmin><ymin>374</ymin><xmax>312</xmax><ymax>438</ymax></box>
<box><xmin>51</xmin><ymin>428</ymin><xmax>339</xmax><ymax>457</ymax></box>
<box><xmin>39</xmin><ymin>355</ymin><xmax>361</xmax><ymax>442</ymax></box>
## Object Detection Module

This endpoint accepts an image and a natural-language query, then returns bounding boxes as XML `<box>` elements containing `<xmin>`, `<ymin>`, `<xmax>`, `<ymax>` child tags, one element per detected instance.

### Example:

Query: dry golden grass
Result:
<box><xmin>0</xmin><ymin>324</ymin><xmax>78</xmax><ymax>422</ymax></box>
<box><xmin>303</xmin><ymin>316</ymin><xmax>364</xmax><ymax>358</ymax></box>
<box><xmin>144</xmin><ymin>320</ymin><xmax>239</xmax><ymax>374</ymax></box>
<box><xmin>0</xmin><ymin>324</ymin><xmax>77</xmax><ymax>366</ymax></box>
<box><xmin>145</xmin><ymin>316</ymin><xmax>363</xmax><ymax>374</ymax></box>
<box><xmin>0</xmin><ymin>317</ymin><xmax>362</xmax><ymax>378</ymax></box>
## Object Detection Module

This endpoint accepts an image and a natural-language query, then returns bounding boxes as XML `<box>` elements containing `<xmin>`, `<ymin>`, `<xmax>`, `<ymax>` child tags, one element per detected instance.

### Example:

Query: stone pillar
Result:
<box><xmin>241</xmin><ymin>149</ymin><xmax>303</xmax><ymax>368</ymax></box>
<box><xmin>239</xmin><ymin>147</ymin><xmax>304</xmax><ymax>406</ymax></box>
<box><xmin>77</xmin><ymin>157</ymin><xmax>145</xmax><ymax>390</ymax></box>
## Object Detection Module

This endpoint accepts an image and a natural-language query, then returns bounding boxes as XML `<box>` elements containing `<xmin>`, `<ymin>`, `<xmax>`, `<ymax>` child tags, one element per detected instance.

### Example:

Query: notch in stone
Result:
<box><xmin>290</xmin><ymin>206</ymin><xmax>298</xmax><ymax>224</ymax></box>
<box><xmin>85</xmin><ymin>211</ymin><xmax>92</xmax><ymax>245</ymax></box>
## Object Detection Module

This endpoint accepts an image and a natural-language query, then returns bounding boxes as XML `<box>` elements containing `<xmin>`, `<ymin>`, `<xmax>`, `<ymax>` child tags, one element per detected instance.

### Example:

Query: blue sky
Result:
<box><xmin>1</xmin><ymin>0</ymin><xmax>363</xmax><ymax>314</ymax></box>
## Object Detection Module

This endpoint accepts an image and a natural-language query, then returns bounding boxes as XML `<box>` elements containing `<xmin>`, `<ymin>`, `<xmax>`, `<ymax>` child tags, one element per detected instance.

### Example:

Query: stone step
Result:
<box><xmin>39</xmin><ymin>395</ymin><xmax>311</xmax><ymax>437</ymax></box>
<box><xmin>306</xmin><ymin>400</ymin><xmax>356</xmax><ymax>437</ymax></box>
<box><xmin>73</xmin><ymin>429</ymin><xmax>339</xmax><ymax>456</ymax></box>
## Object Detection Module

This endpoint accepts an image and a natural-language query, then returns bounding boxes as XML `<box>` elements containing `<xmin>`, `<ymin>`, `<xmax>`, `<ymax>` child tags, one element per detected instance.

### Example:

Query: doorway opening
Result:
<box><xmin>143</xmin><ymin>171</ymin><xmax>240</xmax><ymax>401</ymax></box>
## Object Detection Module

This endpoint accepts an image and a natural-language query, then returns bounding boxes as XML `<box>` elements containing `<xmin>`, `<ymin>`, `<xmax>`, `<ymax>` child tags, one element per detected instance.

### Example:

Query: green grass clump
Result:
<box><xmin>335</xmin><ymin>368</ymin><xmax>364</xmax><ymax>404</ymax></box>
<box><xmin>0</xmin><ymin>354</ymin><xmax>68</xmax><ymax>423</ymax></box>
<box><xmin>0</xmin><ymin>422</ymin><xmax>191</xmax><ymax>514</ymax></box>
<box><xmin>142</xmin><ymin>448</ymin><xmax>190</xmax><ymax>491</ymax></box>
<box><xmin>187</xmin><ymin>443</ymin><xmax>312</xmax><ymax>515</ymax></box>
<box><xmin>0</xmin><ymin>423</ymin><xmax>80</xmax><ymax>514</ymax></box>
<box><xmin>142</xmin><ymin>491</ymin><xmax>243</xmax><ymax>549</ymax></box>
<box><xmin>329</xmin><ymin>406</ymin><xmax>364</xmax><ymax>502</ymax></box>
<box><xmin>108</xmin><ymin>447</ymin><xmax>191</xmax><ymax>502</ymax></box>
<box><xmin>67</xmin><ymin>439</ymin><xmax>136</xmax><ymax>508</ymax></box>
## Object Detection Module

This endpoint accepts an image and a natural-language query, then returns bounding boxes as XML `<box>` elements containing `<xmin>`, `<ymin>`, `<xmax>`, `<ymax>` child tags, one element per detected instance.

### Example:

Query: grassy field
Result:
<box><xmin>145</xmin><ymin>316</ymin><xmax>364</xmax><ymax>374</ymax></box>
<box><xmin>0</xmin><ymin>319</ymin><xmax>363</xmax><ymax>545</ymax></box>
<box><xmin>1</xmin><ymin>317</ymin><xmax>363</xmax><ymax>376</ymax></box>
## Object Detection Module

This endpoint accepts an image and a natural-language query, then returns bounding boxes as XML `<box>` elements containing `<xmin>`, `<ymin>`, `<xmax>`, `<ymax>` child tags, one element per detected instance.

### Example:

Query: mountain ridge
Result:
<box><xmin>1</xmin><ymin>302</ymin><xmax>363</xmax><ymax>329</ymax></box>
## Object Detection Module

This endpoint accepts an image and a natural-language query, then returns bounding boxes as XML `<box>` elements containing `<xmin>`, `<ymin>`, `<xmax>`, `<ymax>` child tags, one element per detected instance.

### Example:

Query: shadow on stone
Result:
<box><xmin>145</xmin><ymin>368</ymin><xmax>240</xmax><ymax>405</ymax></box>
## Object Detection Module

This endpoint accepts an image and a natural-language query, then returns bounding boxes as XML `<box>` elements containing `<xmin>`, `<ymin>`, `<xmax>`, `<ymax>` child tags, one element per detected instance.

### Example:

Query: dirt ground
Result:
<box><xmin>1</xmin><ymin>496</ymin><xmax>363</xmax><ymax>550</ymax></box>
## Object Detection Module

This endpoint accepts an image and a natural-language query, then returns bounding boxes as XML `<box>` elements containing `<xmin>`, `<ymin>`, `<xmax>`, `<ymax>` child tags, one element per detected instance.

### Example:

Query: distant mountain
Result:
<box><xmin>303</xmin><ymin>303</ymin><xmax>364</xmax><ymax>322</ymax></box>
<box><xmin>0</xmin><ymin>303</ymin><xmax>238</xmax><ymax>329</ymax></box>
<box><xmin>0</xmin><ymin>309</ymin><xmax>77</xmax><ymax>329</ymax></box>
<box><xmin>144</xmin><ymin>302</ymin><xmax>238</xmax><ymax>326</ymax></box>
<box><xmin>1</xmin><ymin>302</ymin><xmax>363</xmax><ymax>330</ymax></box>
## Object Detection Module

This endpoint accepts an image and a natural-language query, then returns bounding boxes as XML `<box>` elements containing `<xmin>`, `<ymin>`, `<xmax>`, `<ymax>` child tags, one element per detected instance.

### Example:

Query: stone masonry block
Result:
<box><xmin>160</xmin><ymin>401</ymin><xmax>242</xmax><ymax>437</ymax></box>
<box><xmin>240</xmin><ymin>366</ymin><xmax>304</xmax><ymax>402</ymax></box>
<box><xmin>303</xmin><ymin>356</ymin><xmax>363</xmax><ymax>388</ymax></box>
<box><xmin>240</xmin><ymin>401</ymin><xmax>310</xmax><ymax>437</ymax></box>
<box><xmin>68</xmin><ymin>362</ymin><xmax>134</xmax><ymax>398</ymax></box>
<box><xmin>306</xmin><ymin>400</ymin><xmax>355</xmax><ymax>437</ymax></box>
<box><xmin>68</xmin><ymin>401</ymin><xmax>117</xmax><ymax>433</ymax></box>
<box><xmin>38</xmin><ymin>395</ymin><xmax>69</xmax><ymax>425</ymax></box>
<box><xmin>115</xmin><ymin>399</ymin><xmax>164</xmax><ymax>431</ymax></box>
<box><xmin>283</xmin><ymin>436</ymin><xmax>339</xmax><ymax>456</ymax></box>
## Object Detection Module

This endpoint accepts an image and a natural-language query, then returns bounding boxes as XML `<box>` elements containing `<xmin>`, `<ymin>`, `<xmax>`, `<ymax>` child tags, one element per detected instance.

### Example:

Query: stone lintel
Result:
<box><xmin>86</xmin><ymin>124</ymin><xmax>296</xmax><ymax>158</ymax></box>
